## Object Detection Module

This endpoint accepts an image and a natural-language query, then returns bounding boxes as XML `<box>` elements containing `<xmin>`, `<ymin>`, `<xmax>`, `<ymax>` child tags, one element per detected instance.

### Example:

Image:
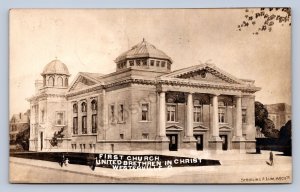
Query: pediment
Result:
<box><xmin>194</xmin><ymin>125</ymin><xmax>209</xmax><ymax>132</ymax></box>
<box><xmin>69</xmin><ymin>73</ymin><xmax>100</xmax><ymax>92</ymax></box>
<box><xmin>166</xmin><ymin>124</ymin><xmax>183</xmax><ymax>132</ymax></box>
<box><xmin>219</xmin><ymin>125</ymin><xmax>232</xmax><ymax>132</ymax></box>
<box><xmin>160</xmin><ymin>63</ymin><xmax>244</xmax><ymax>85</ymax></box>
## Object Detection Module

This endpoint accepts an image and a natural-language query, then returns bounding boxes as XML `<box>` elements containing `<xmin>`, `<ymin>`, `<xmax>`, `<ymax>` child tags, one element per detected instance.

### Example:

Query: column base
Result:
<box><xmin>155</xmin><ymin>136</ymin><xmax>170</xmax><ymax>152</ymax></box>
<box><xmin>182</xmin><ymin>136</ymin><xmax>197</xmax><ymax>150</ymax></box>
<box><xmin>232</xmin><ymin>136</ymin><xmax>246</xmax><ymax>152</ymax></box>
<box><xmin>208</xmin><ymin>136</ymin><xmax>223</xmax><ymax>151</ymax></box>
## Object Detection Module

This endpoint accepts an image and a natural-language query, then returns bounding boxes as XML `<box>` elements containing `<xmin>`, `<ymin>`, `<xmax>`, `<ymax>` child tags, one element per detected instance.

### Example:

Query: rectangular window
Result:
<box><xmin>41</xmin><ymin>111</ymin><xmax>45</xmax><ymax>123</ymax></box>
<box><xmin>156</xmin><ymin>60</ymin><xmax>160</xmax><ymax>67</ymax></box>
<box><xmin>142</xmin><ymin>133</ymin><xmax>149</xmax><ymax>140</ymax></box>
<box><xmin>150</xmin><ymin>60</ymin><xmax>154</xmax><ymax>66</ymax></box>
<box><xmin>193</xmin><ymin>106</ymin><xmax>202</xmax><ymax>122</ymax></box>
<box><xmin>167</xmin><ymin>62</ymin><xmax>171</xmax><ymax>70</ymax></box>
<box><xmin>129</xmin><ymin>60</ymin><xmax>134</xmax><ymax>66</ymax></box>
<box><xmin>242</xmin><ymin>109</ymin><xmax>247</xmax><ymax>123</ymax></box>
<box><xmin>110</xmin><ymin>105</ymin><xmax>115</xmax><ymax>123</ymax></box>
<box><xmin>92</xmin><ymin>114</ymin><xmax>97</xmax><ymax>133</ymax></box>
<box><xmin>167</xmin><ymin>105</ymin><xmax>176</xmax><ymax>122</ymax></box>
<box><xmin>120</xmin><ymin>134</ymin><xmax>124</xmax><ymax>139</ymax></box>
<box><xmin>142</xmin><ymin>60</ymin><xmax>147</xmax><ymax>66</ymax></box>
<box><xmin>141</xmin><ymin>103</ymin><xmax>149</xmax><ymax>121</ymax></box>
<box><xmin>73</xmin><ymin>117</ymin><xmax>78</xmax><ymax>134</ymax></box>
<box><xmin>56</xmin><ymin>112</ymin><xmax>64</xmax><ymax>125</ymax></box>
<box><xmin>218</xmin><ymin>108</ymin><xmax>226</xmax><ymax>123</ymax></box>
<box><xmin>118</xmin><ymin>104</ymin><xmax>124</xmax><ymax>122</ymax></box>
<box><xmin>72</xmin><ymin>144</ymin><xmax>77</xmax><ymax>149</ymax></box>
<box><xmin>136</xmin><ymin>60</ymin><xmax>141</xmax><ymax>66</ymax></box>
<box><xmin>82</xmin><ymin>116</ymin><xmax>87</xmax><ymax>134</ymax></box>
<box><xmin>83</xmin><ymin>144</ymin><xmax>86</xmax><ymax>149</ymax></box>
<box><xmin>161</xmin><ymin>61</ymin><xmax>166</xmax><ymax>67</ymax></box>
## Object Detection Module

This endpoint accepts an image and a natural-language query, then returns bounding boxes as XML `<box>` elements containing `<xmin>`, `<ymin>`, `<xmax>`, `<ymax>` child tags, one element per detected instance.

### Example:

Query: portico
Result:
<box><xmin>156</xmin><ymin>78</ymin><xmax>252</xmax><ymax>152</ymax></box>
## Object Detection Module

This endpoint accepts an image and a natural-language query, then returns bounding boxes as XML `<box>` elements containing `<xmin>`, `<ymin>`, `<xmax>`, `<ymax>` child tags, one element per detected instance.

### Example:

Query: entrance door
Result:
<box><xmin>167</xmin><ymin>134</ymin><xmax>178</xmax><ymax>151</ymax></box>
<box><xmin>40</xmin><ymin>132</ymin><xmax>43</xmax><ymax>151</ymax></box>
<box><xmin>220</xmin><ymin>135</ymin><xmax>228</xmax><ymax>150</ymax></box>
<box><xmin>194</xmin><ymin>135</ymin><xmax>204</xmax><ymax>150</ymax></box>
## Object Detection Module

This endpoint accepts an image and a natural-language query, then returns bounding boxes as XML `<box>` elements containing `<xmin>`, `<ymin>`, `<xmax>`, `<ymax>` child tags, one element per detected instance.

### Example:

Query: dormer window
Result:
<box><xmin>156</xmin><ymin>60</ymin><xmax>160</xmax><ymax>67</ymax></box>
<box><xmin>142</xmin><ymin>60</ymin><xmax>147</xmax><ymax>66</ymax></box>
<box><xmin>136</xmin><ymin>60</ymin><xmax>141</xmax><ymax>66</ymax></box>
<box><xmin>129</xmin><ymin>60</ymin><xmax>134</xmax><ymax>66</ymax></box>
<box><xmin>167</xmin><ymin>62</ymin><xmax>171</xmax><ymax>70</ymax></box>
<box><xmin>150</xmin><ymin>60</ymin><xmax>154</xmax><ymax>66</ymax></box>
<box><xmin>161</xmin><ymin>61</ymin><xmax>166</xmax><ymax>67</ymax></box>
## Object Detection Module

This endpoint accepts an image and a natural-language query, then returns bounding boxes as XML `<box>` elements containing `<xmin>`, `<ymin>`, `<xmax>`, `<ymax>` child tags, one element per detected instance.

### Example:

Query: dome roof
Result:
<box><xmin>42</xmin><ymin>59</ymin><xmax>70</xmax><ymax>76</ymax></box>
<box><xmin>115</xmin><ymin>39</ymin><xmax>172</xmax><ymax>63</ymax></box>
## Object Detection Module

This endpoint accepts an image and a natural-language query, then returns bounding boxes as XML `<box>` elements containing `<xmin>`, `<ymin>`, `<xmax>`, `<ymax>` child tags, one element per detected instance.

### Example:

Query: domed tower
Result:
<box><xmin>41</xmin><ymin>59</ymin><xmax>70</xmax><ymax>89</ymax></box>
<box><xmin>115</xmin><ymin>39</ymin><xmax>173</xmax><ymax>73</ymax></box>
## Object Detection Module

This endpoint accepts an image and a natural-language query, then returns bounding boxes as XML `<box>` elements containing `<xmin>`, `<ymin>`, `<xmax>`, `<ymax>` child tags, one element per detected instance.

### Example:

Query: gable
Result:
<box><xmin>166</xmin><ymin>124</ymin><xmax>183</xmax><ymax>132</ymax></box>
<box><xmin>160</xmin><ymin>63</ymin><xmax>244</xmax><ymax>85</ymax></box>
<box><xmin>69</xmin><ymin>74</ymin><xmax>98</xmax><ymax>92</ymax></box>
<box><xmin>177</xmin><ymin>69</ymin><xmax>230</xmax><ymax>83</ymax></box>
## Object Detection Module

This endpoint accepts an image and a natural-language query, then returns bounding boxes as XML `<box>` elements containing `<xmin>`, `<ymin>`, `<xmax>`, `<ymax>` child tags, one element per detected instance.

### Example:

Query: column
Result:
<box><xmin>212</xmin><ymin>94</ymin><xmax>220</xmax><ymax>138</ymax></box>
<box><xmin>186</xmin><ymin>92</ymin><xmax>194</xmax><ymax>138</ymax></box>
<box><xmin>232</xmin><ymin>95</ymin><xmax>245</xmax><ymax>151</ymax></box>
<box><xmin>234</xmin><ymin>95</ymin><xmax>243</xmax><ymax>139</ymax></box>
<box><xmin>208</xmin><ymin>94</ymin><xmax>222</xmax><ymax>151</ymax></box>
<box><xmin>159</xmin><ymin>91</ymin><xmax>166</xmax><ymax>138</ymax></box>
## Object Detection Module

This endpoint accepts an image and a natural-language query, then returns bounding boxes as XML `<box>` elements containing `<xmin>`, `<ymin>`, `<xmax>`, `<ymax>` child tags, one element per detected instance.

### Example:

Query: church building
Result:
<box><xmin>28</xmin><ymin>39</ymin><xmax>261</xmax><ymax>153</ymax></box>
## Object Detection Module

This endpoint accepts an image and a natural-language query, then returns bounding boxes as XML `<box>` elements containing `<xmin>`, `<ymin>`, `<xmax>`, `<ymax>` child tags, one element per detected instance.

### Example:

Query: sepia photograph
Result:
<box><xmin>9</xmin><ymin>8</ymin><xmax>292</xmax><ymax>183</ymax></box>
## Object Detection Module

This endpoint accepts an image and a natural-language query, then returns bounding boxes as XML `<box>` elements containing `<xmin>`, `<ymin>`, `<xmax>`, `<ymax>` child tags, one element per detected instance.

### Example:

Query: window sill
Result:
<box><xmin>167</xmin><ymin>121</ymin><xmax>179</xmax><ymax>124</ymax></box>
<box><xmin>117</xmin><ymin>121</ymin><xmax>126</xmax><ymax>124</ymax></box>
<box><xmin>139</xmin><ymin>121</ymin><xmax>152</xmax><ymax>123</ymax></box>
<box><xmin>55</xmin><ymin>124</ymin><xmax>66</xmax><ymax>127</ymax></box>
<box><xmin>72</xmin><ymin>133</ymin><xmax>97</xmax><ymax>137</ymax></box>
<box><xmin>219</xmin><ymin>122</ymin><xmax>229</xmax><ymax>125</ymax></box>
<box><xmin>193</xmin><ymin>122</ymin><xmax>204</xmax><ymax>124</ymax></box>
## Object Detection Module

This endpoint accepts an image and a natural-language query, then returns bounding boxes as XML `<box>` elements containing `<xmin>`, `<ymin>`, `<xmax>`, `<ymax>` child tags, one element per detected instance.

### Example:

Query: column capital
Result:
<box><xmin>211</xmin><ymin>93</ymin><xmax>221</xmax><ymax>97</ymax></box>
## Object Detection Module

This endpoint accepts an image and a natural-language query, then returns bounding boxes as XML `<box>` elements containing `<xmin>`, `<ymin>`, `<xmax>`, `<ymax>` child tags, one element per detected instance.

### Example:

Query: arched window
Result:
<box><xmin>57</xmin><ymin>76</ymin><xmax>63</xmax><ymax>87</ymax></box>
<box><xmin>91</xmin><ymin>100</ymin><xmax>97</xmax><ymax>111</ymax></box>
<box><xmin>48</xmin><ymin>76</ymin><xmax>54</xmax><ymax>87</ymax></box>
<box><xmin>73</xmin><ymin>103</ymin><xmax>78</xmax><ymax>113</ymax></box>
<box><xmin>65</xmin><ymin>78</ymin><xmax>68</xmax><ymax>87</ymax></box>
<box><xmin>81</xmin><ymin>102</ymin><xmax>87</xmax><ymax>112</ymax></box>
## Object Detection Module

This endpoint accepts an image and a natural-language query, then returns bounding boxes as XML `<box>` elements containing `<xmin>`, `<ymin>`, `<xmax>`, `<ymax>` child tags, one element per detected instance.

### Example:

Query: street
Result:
<box><xmin>9</xmin><ymin>150</ymin><xmax>292</xmax><ymax>183</ymax></box>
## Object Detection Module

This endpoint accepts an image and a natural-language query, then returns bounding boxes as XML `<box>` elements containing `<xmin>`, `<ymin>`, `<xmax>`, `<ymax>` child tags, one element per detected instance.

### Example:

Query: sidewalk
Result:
<box><xmin>10</xmin><ymin>150</ymin><xmax>292</xmax><ymax>181</ymax></box>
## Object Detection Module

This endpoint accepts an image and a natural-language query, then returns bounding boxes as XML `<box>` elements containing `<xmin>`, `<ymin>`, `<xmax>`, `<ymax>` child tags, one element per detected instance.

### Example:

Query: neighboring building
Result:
<box><xmin>9</xmin><ymin>110</ymin><xmax>30</xmax><ymax>144</ymax></box>
<box><xmin>265</xmin><ymin>103</ymin><xmax>291</xmax><ymax>130</ymax></box>
<box><xmin>28</xmin><ymin>39</ymin><xmax>261</xmax><ymax>153</ymax></box>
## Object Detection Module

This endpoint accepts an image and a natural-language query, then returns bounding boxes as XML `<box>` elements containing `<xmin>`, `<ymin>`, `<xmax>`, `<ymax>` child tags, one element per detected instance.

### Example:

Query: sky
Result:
<box><xmin>9</xmin><ymin>9</ymin><xmax>291</xmax><ymax>117</ymax></box>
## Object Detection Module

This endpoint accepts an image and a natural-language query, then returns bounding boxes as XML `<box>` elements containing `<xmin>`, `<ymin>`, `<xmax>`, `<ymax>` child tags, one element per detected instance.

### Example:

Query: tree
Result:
<box><xmin>279</xmin><ymin>120</ymin><xmax>292</xmax><ymax>155</ymax></box>
<box><xmin>255</xmin><ymin>101</ymin><xmax>279</xmax><ymax>138</ymax></box>
<box><xmin>49</xmin><ymin>127</ymin><xmax>65</xmax><ymax>147</ymax></box>
<box><xmin>237</xmin><ymin>8</ymin><xmax>291</xmax><ymax>35</ymax></box>
<box><xmin>15</xmin><ymin>128</ymin><xmax>30</xmax><ymax>151</ymax></box>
